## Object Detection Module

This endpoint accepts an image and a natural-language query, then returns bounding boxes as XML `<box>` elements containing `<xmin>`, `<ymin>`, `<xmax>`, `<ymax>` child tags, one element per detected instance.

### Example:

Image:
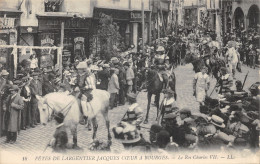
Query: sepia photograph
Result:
<box><xmin>0</xmin><ymin>0</ymin><xmax>259</xmax><ymax>163</ymax></box>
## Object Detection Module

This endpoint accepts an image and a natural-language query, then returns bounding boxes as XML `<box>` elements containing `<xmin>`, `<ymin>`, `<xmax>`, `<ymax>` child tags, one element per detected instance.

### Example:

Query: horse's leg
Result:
<box><xmin>91</xmin><ymin>117</ymin><xmax>98</xmax><ymax>140</ymax></box>
<box><xmin>70</xmin><ymin>124</ymin><xmax>80</xmax><ymax>149</ymax></box>
<box><xmin>101</xmin><ymin>107</ymin><xmax>112</xmax><ymax>141</ymax></box>
<box><xmin>144</xmin><ymin>92</ymin><xmax>152</xmax><ymax>124</ymax></box>
<box><xmin>155</xmin><ymin>93</ymin><xmax>160</xmax><ymax>121</ymax></box>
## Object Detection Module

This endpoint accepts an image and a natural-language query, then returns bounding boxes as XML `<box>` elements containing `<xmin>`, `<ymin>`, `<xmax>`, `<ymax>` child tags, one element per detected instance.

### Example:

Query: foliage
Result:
<box><xmin>97</xmin><ymin>13</ymin><xmax>126</xmax><ymax>61</ymax></box>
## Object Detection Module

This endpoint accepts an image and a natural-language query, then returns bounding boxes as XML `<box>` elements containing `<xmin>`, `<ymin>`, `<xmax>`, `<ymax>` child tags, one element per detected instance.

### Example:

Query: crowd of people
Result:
<box><xmin>0</xmin><ymin>25</ymin><xmax>259</xmax><ymax>154</ymax></box>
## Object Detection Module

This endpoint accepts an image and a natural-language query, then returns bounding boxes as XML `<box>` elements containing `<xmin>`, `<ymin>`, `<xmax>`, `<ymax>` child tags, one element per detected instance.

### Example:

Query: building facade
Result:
<box><xmin>0</xmin><ymin>0</ymin><xmax>22</xmax><ymax>78</ymax></box>
<box><xmin>232</xmin><ymin>0</ymin><xmax>259</xmax><ymax>32</ymax></box>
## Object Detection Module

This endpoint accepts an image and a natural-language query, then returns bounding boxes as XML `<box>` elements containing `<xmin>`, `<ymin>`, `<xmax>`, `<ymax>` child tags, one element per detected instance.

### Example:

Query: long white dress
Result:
<box><xmin>194</xmin><ymin>72</ymin><xmax>210</xmax><ymax>103</ymax></box>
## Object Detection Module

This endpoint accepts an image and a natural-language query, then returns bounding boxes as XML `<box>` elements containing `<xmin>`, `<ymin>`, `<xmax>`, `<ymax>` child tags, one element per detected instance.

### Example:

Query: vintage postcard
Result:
<box><xmin>0</xmin><ymin>0</ymin><xmax>259</xmax><ymax>164</ymax></box>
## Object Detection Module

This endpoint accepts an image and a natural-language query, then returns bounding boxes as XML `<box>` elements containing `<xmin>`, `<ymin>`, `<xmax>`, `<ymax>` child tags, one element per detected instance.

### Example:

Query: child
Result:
<box><xmin>49</xmin><ymin>112</ymin><xmax>68</xmax><ymax>153</ymax></box>
<box><xmin>161</xmin><ymin>89</ymin><xmax>177</xmax><ymax>119</ymax></box>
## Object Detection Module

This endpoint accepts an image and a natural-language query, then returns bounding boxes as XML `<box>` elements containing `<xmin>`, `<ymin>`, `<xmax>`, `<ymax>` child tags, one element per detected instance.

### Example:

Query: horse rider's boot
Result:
<box><xmin>86</xmin><ymin>120</ymin><xmax>92</xmax><ymax>131</ymax></box>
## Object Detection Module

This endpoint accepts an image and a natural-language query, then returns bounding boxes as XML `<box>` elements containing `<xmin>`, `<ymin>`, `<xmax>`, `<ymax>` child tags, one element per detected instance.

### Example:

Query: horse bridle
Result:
<box><xmin>44</xmin><ymin>100</ymin><xmax>75</xmax><ymax>121</ymax></box>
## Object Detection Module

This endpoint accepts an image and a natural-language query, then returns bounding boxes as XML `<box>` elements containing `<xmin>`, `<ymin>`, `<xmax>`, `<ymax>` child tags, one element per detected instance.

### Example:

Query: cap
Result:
<box><xmin>9</xmin><ymin>85</ymin><xmax>19</xmax><ymax>91</ymax></box>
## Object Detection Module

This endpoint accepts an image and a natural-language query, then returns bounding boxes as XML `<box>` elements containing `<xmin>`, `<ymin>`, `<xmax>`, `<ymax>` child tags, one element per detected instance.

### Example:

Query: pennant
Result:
<box><xmin>29</xmin><ymin>47</ymin><xmax>33</xmax><ymax>55</ymax></box>
<box><xmin>21</xmin><ymin>47</ymin><xmax>26</xmax><ymax>56</ymax></box>
<box><xmin>11</xmin><ymin>46</ymin><xmax>18</xmax><ymax>78</ymax></box>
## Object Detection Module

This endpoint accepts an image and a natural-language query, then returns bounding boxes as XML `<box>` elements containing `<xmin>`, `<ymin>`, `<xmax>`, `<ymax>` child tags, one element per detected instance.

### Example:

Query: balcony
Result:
<box><xmin>44</xmin><ymin>0</ymin><xmax>63</xmax><ymax>12</ymax></box>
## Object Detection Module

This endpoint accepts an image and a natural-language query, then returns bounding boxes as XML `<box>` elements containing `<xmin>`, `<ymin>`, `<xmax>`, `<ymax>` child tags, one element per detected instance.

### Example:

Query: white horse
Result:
<box><xmin>37</xmin><ymin>89</ymin><xmax>111</xmax><ymax>148</ymax></box>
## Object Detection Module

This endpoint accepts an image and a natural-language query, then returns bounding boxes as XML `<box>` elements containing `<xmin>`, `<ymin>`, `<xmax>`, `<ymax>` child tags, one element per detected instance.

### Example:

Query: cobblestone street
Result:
<box><xmin>0</xmin><ymin>64</ymin><xmax>259</xmax><ymax>154</ymax></box>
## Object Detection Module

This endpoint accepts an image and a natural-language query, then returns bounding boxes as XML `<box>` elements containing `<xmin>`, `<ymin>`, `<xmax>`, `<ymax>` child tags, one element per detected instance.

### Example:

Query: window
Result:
<box><xmin>44</xmin><ymin>0</ymin><xmax>63</xmax><ymax>12</ymax></box>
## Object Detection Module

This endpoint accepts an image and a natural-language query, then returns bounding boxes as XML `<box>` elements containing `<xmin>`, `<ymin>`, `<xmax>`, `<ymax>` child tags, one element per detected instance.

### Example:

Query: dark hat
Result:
<box><xmin>244</xmin><ymin>111</ymin><xmax>259</xmax><ymax>121</ymax></box>
<box><xmin>229</xmin><ymin>104</ymin><xmax>242</xmax><ymax>112</ymax></box>
<box><xmin>164</xmin><ymin>113</ymin><xmax>177</xmax><ymax>119</ymax></box>
<box><xmin>59</xmin><ymin>83</ymin><xmax>67</xmax><ymax>89</ymax></box>
<box><xmin>123</xmin><ymin>62</ymin><xmax>130</xmax><ymax>66</ymax></box>
<box><xmin>21</xmin><ymin>76</ymin><xmax>30</xmax><ymax>82</ymax></box>
<box><xmin>179</xmin><ymin>108</ymin><xmax>191</xmax><ymax>115</ymax></box>
<box><xmin>9</xmin><ymin>85</ymin><xmax>19</xmax><ymax>91</ymax></box>
<box><xmin>150</xmin><ymin>124</ymin><xmax>163</xmax><ymax>134</ymax></box>
<box><xmin>163</xmin><ymin>89</ymin><xmax>175</xmax><ymax>95</ymax></box>
<box><xmin>200</xmin><ymin>105</ymin><xmax>210</xmax><ymax>114</ymax></box>
<box><xmin>34</xmin><ymin>67</ymin><xmax>42</xmax><ymax>73</ymax></box>
<box><xmin>13</xmin><ymin>80</ymin><xmax>23</xmax><ymax>87</ymax></box>
<box><xmin>31</xmin><ymin>72</ymin><xmax>39</xmax><ymax>76</ymax></box>
<box><xmin>220</xmin><ymin>67</ymin><xmax>227</xmax><ymax>73</ymax></box>
<box><xmin>54</xmin><ymin>112</ymin><xmax>65</xmax><ymax>124</ymax></box>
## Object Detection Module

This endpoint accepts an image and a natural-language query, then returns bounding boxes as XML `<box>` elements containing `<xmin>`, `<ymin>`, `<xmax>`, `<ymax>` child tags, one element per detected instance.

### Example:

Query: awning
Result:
<box><xmin>36</xmin><ymin>12</ymin><xmax>73</xmax><ymax>18</ymax></box>
<box><xmin>0</xmin><ymin>9</ymin><xmax>23</xmax><ymax>16</ymax></box>
<box><xmin>36</xmin><ymin>12</ymin><xmax>92</xmax><ymax>19</ymax></box>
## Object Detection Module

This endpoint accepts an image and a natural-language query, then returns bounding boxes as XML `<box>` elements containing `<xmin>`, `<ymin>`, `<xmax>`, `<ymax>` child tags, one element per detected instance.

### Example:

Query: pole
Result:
<box><xmin>148</xmin><ymin>12</ymin><xmax>152</xmax><ymax>45</ymax></box>
<box><xmin>60</xmin><ymin>22</ymin><xmax>64</xmax><ymax>79</ymax></box>
<box><xmin>142</xmin><ymin>0</ymin><xmax>145</xmax><ymax>55</ymax></box>
<box><xmin>242</xmin><ymin>71</ymin><xmax>249</xmax><ymax>90</ymax></box>
<box><xmin>158</xmin><ymin>12</ymin><xmax>160</xmax><ymax>39</ymax></box>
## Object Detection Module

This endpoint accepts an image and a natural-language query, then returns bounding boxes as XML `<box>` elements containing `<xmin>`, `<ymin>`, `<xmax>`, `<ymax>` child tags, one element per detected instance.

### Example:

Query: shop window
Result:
<box><xmin>44</xmin><ymin>0</ymin><xmax>63</xmax><ymax>12</ymax></box>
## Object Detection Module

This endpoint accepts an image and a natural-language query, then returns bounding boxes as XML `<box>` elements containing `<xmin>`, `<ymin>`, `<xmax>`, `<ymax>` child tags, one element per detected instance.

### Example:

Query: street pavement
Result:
<box><xmin>0</xmin><ymin>63</ymin><xmax>259</xmax><ymax>154</ymax></box>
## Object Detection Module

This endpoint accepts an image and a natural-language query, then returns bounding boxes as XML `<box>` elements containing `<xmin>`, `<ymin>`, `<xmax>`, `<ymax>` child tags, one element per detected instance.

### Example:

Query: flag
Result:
<box><xmin>25</xmin><ymin>0</ymin><xmax>32</xmax><ymax>17</ymax></box>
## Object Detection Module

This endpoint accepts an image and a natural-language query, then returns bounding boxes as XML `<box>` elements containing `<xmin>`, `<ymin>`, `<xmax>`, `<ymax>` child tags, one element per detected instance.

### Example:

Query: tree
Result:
<box><xmin>97</xmin><ymin>13</ymin><xmax>125</xmax><ymax>61</ymax></box>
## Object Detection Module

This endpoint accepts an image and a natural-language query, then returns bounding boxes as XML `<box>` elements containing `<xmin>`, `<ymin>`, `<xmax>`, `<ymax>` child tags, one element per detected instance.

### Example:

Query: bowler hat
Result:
<box><xmin>150</xmin><ymin>124</ymin><xmax>163</xmax><ymax>133</ymax></box>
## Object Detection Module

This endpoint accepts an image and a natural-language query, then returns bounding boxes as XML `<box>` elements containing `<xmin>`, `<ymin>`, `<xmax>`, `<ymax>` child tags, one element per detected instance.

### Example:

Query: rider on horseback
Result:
<box><xmin>154</xmin><ymin>46</ymin><xmax>168</xmax><ymax>89</ymax></box>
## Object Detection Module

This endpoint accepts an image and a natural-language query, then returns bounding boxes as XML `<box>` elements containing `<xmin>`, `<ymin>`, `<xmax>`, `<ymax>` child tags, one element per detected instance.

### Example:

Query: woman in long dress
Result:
<box><xmin>193</xmin><ymin>66</ymin><xmax>210</xmax><ymax>106</ymax></box>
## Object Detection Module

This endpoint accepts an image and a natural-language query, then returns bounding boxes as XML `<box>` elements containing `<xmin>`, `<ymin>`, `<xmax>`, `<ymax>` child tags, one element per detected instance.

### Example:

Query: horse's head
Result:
<box><xmin>36</xmin><ymin>95</ymin><xmax>52</xmax><ymax>126</ymax></box>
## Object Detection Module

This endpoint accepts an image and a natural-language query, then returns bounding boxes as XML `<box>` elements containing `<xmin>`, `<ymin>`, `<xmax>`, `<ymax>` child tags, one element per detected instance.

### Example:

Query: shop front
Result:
<box><xmin>0</xmin><ymin>10</ymin><xmax>22</xmax><ymax>78</ymax></box>
<box><xmin>37</xmin><ymin>14</ymin><xmax>91</xmax><ymax>68</ymax></box>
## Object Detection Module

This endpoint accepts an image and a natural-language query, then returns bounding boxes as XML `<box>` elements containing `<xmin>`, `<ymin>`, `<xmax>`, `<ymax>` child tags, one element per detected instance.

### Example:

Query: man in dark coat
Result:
<box><xmin>97</xmin><ymin>64</ymin><xmax>110</xmax><ymax>90</ymax></box>
<box><xmin>0</xmin><ymin>70</ymin><xmax>11</xmax><ymax>137</ymax></box>
<box><xmin>30</xmin><ymin>72</ymin><xmax>42</xmax><ymax>127</ymax></box>
<box><xmin>42</xmin><ymin>74</ymin><xmax>55</xmax><ymax>96</ymax></box>
<box><xmin>115</xmin><ymin>63</ymin><xmax>126</xmax><ymax>105</ymax></box>
<box><xmin>5</xmin><ymin>85</ymin><xmax>24</xmax><ymax>144</ymax></box>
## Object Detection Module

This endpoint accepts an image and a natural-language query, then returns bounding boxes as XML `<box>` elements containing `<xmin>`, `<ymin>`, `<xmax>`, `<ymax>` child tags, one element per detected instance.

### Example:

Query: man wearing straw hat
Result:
<box><xmin>121</xmin><ymin>93</ymin><xmax>143</xmax><ymax>127</ymax></box>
